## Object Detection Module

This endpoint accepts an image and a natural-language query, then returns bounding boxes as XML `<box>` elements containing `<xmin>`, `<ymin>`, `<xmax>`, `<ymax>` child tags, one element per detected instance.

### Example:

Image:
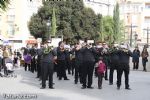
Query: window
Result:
<box><xmin>141</xmin><ymin>7</ymin><xmax>143</xmax><ymax>12</ymax></box>
<box><xmin>7</xmin><ymin>24</ymin><xmax>14</xmax><ymax>35</ymax></box>
<box><xmin>7</xmin><ymin>15</ymin><xmax>15</xmax><ymax>22</ymax></box>
<box><xmin>145</xmin><ymin>5</ymin><xmax>150</xmax><ymax>9</ymax></box>
<box><xmin>145</xmin><ymin>3</ymin><xmax>150</xmax><ymax>9</ymax></box>
<box><xmin>133</xmin><ymin>5</ymin><xmax>139</xmax><ymax>12</ymax></box>
<box><xmin>145</xmin><ymin>18</ymin><xmax>150</xmax><ymax>24</ymax></box>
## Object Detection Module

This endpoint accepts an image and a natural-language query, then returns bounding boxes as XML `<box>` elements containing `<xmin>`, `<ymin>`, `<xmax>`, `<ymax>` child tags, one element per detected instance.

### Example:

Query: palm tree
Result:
<box><xmin>0</xmin><ymin>0</ymin><xmax>10</xmax><ymax>10</ymax></box>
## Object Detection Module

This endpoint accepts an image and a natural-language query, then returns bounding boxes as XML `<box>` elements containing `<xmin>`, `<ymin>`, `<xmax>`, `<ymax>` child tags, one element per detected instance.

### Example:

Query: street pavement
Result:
<box><xmin>0</xmin><ymin>57</ymin><xmax>150</xmax><ymax>100</ymax></box>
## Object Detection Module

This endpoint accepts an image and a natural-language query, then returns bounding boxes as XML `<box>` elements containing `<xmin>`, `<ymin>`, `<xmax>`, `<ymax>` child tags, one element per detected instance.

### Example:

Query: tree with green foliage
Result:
<box><xmin>113</xmin><ymin>2</ymin><xmax>120</xmax><ymax>43</ymax></box>
<box><xmin>51</xmin><ymin>7</ymin><xmax>57</xmax><ymax>36</ymax></box>
<box><xmin>98</xmin><ymin>14</ymin><xmax>104</xmax><ymax>42</ymax></box>
<box><xmin>0</xmin><ymin>0</ymin><xmax>10</xmax><ymax>11</ymax></box>
<box><xmin>103</xmin><ymin>16</ymin><xmax>114</xmax><ymax>44</ymax></box>
<box><xmin>28</xmin><ymin>0</ymin><xmax>100</xmax><ymax>42</ymax></box>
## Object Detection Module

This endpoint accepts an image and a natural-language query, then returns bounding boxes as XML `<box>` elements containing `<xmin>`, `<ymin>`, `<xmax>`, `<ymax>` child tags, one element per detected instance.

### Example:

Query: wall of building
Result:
<box><xmin>0</xmin><ymin>0</ymin><xmax>42</xmax><ymax>49</ymax></box>
<box><xmin>83</xmin><ymin>0</ymin><xmax>116</xmax><ymax>16</ymax></box>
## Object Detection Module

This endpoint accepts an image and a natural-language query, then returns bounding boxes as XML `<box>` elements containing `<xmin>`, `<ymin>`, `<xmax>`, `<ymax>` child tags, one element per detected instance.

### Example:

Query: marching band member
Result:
<box><xmin>57</xmin><ymin>41</ymin><xmax>69</xmax><ymax>80</ymax></box>
<box><xmin>41</xmin><ymin>40</ymin><xmax>56</xmax><ymax>89</ymax></box>
<box><xmin>117</xmin><ymin>44</ymin><xmax>132</xmax><ymax>90</ymax></box>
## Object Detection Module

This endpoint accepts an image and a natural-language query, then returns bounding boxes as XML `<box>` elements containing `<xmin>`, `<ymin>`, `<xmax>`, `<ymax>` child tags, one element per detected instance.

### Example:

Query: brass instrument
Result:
<box><xmin>43</xmin><ymin>45</ymin><xmax>53</xmax><ymax>54</ymax></box>
<box><xmin>120</xmin><ymin>48</ymin><xmax>129</xmax><ymax>54</ymax></box>
<box><xmin>109</xmin><ymin>47</ymin><xmax>118</xmax><ymax>54</ymax></box>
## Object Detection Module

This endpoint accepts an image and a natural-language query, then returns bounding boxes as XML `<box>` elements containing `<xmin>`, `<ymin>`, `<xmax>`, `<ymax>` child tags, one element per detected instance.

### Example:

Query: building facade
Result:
<box><xmin>142</xmin><ymin>0</ymin><xmax>150</xmax><ymax>45</ymax></box>
<box><xmin>119</xmin><ymin>0</ymin><xmax>143</xmax><ymax>46</ymax></box>
<box><xmin>0</xmin><ymin>0</ymin><xmax>42</xmax><ymax>49</ymax></box>
<box><xmin>83</xmin><ymin>0</ymin><xmax>116</xmax><ymax>16</ymax></box>
<box><xmin>118</xmin><ymin>0</ymin><xmax>150</xmax><ymax>46</ymax></box>
<box><xmin>84</xmin><ymin>0</ymin><xmax>150</xmax><ymax>45</ymax></box>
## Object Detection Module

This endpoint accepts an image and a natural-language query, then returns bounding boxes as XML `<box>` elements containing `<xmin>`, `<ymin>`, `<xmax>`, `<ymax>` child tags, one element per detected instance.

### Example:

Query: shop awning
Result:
<box><xmin>26</xmin><ymin>39</ymin><xmax>37</xmax><ymax>44</ymax></box>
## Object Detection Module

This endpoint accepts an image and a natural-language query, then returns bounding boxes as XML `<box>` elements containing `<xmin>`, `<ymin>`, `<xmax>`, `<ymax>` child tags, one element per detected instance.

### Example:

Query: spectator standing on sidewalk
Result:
<box><xmin>141</xmin><ymin>47</ymin><xmax>149</xmax><ymax>72</ymax></box>
<box><xmin>132</xmin><ymin>46</ymin><xmax>140</xmax><ymax>70</ymax></box>
<box><xmin>0</xmin><ymin>47</ymin><xmax>3</xmax><ymax>77</ymax></box>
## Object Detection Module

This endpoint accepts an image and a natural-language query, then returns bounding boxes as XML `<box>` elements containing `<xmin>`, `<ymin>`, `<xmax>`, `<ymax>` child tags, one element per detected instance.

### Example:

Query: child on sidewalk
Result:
<box><xmin>97</xmin><ymin>57</ymin><xmax>106</xmax><ymax>89</ymax></box>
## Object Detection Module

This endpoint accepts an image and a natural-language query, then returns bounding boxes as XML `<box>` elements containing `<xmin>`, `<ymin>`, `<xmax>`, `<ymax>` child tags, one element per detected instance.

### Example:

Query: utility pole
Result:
<box><xmin>126</xmin><ymin>24</ymin><xmax>137</xmax><ymax>47</ymax></box>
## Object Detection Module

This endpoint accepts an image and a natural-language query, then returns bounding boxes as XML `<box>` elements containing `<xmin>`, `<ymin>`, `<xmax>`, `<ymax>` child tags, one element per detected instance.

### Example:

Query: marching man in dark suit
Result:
<box><xmin>41</xmin><ymin>40</ymin><xmax>57</xmax><ymax>89</ymax></box>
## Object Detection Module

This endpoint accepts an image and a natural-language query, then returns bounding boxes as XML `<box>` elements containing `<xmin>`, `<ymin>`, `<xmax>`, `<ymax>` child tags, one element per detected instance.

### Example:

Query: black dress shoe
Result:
<box><xmin>81</xmin><ymin>86</ymin><xmax>86</xmax><ymax>89</ymax></box>
<box><xmin>117</xmin><ymin>87</ymin><xmax>120</xmax><ymax>90</ymax></box>
<box><xmin>98</xmin><ymin>87</ymin><xmax>102</xmax><ymax>89</ymax></box>
<box><xmin>64</xmin><ymin>78</ymin><xmax>69</xmax><ymax>80</ymax></box>
<box><xmin>58</xmin><ymin>78</ymin><xmax>62</xmax><ymax>80</ymax></box>
<box><xmin>125</xmin><ymin>87</ymin><xmax>131</xmax><ymax>90</ymax></box>
<box><xmin>87</xmin><ymin>86</ymin><xmax>94</xmax><ymax>89</ymax></box>
<box><xmin>80</xmin><ymin>81</ymin><xmax>83</xmax><ymax>84</ymax></box>
<box><xmin>49</xmin><ymin>87</ymin><xmax>54</xmax><ymax>89</ymax></box>
<box><xmin>40</xmin><ymin>87</ymin><xmax>46</xmax><ymax>89</ymax></box>
<box><xmin>105</xmin><ymin>79</ymin><xmax>108</xmax><ymax>81</ymax></box>
<box><xmin>74</xmin><ymin>81</ymin><xmax>78</xmax><ymax>84</ymax></box>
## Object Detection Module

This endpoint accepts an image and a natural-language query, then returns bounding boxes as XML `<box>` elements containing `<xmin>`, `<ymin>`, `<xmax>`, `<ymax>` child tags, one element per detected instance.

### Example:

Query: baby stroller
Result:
<box><xmin>4</xmin><ymin>58</ymin><xmax>14</xmax><ymax>76</ymax></box>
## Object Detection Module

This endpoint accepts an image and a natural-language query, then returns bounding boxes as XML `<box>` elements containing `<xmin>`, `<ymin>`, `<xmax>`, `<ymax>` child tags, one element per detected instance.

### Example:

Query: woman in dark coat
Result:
<box><xmin>141</xmin><ymin>47</ymin><xmax>149</xmax><ymax>72</ymax></box>
<box><xmin>132</xmin><ymin>47</ymin><xmax>140</xmax><ymax>70</ymax></box>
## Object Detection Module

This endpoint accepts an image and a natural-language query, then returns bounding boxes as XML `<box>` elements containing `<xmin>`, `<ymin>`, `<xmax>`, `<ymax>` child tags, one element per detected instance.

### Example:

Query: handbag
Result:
<box><xmin>144</xmin><ymin>57</ymin><xmax>148</xmax><ymax>62</ymax></box>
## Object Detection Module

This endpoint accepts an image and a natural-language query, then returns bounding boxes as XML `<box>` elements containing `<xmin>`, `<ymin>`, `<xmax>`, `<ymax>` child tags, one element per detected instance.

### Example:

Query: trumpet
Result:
<box><xmin>109</xmin><ymin>47</ymin><xmax>118</xmax><ymax>53</ymax></box>
<box><xmin>121</xmin><ymin>48</ymin><xmax>129</xmax><ymax>53</ymax></box>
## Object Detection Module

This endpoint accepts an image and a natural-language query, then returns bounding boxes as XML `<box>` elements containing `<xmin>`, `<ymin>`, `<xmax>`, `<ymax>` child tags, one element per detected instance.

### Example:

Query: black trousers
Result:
<box><xmin>66</xmin><ymin>59</ymin><xmax>71</xmax><ymax>74</ymax></box>
<box><xmin>104</xmin><ymin>60</ymin><xmax>108</xmax><ymax>80</ymax></box>
<box><xmin>4</xmin><ymin>66</ymin><xmax>8</xmax><ymax>75</ymax></box>
<box><xmin>71</xmin><ymin>59</ymin><xmax>75</xmax><ymax>76</ymax></box>
<box><xmin>98</xmin><ymin>73</ymin><xmax>104</xmax><ymax>88</ymax></box>
<box><xmin>24</xmin><ymin>63</ymin><xmax>31</xmax><ymax>71</ymax></box>
<box><xmin>117</xmin><ymin>63</ymin><xmax>129</xmax><ymax>88</ymax></box>
<box><xmin>31</xmin><ymin>58</ymin><xmax>36</xmax><ymax>73</ymax></box>
<box><xmin>57</xmin><ymin>60</ymin><xmax>67</xmax><ymax>79</ymax></box>
<box><xmin>0</xmin><ymin>57</ymin><xmax>2</xmax><ymax>72</ymax></box>
<box><xmin>109</xmin><ymin>63</ymin><xmax>119</xmax><ymax>84</ymax></box>
<box><xmin>74</xmin><ymin>62</ymin><xmax>83</xmax><ymax>83</ymax></box>
<box><xmin>41</xmin><ymin>62</ymin><xmax>54</xmax><ymax>87</ymax></box>
<box><xmin>142</xmin><ymin>58</ymin><xmax>147</xmax><ymax>71</ymax></box>
<box><xmin>37</xmin><ymin>60</ymin><xmax>41</xmax><ymax>78</ymax></box>
<box><xmin>133</xmin><ymin>61</ymin><xmax>139</xmax><ymax>69</ymax></box>
<box><xmin>82</xmin><ymin>61</ymin><xmax>94</xmax><ymax>87</ymax></box>
<box><xmin>3</xmin><ymin>57</ymin><xmax>8</xmax><ymax>75</ymax></box>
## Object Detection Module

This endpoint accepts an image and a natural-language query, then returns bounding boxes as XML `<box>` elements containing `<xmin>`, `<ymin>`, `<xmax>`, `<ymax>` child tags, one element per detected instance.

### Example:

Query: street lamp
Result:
<box><xmin>46</xmin><ymin>18</ymin><xmax>51</xmax><ymax>40</ymax></box>
<box><xmin>134</xmin><ymin>33</ymin><xmax>138</xmax><ymax>46</ymax></box>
